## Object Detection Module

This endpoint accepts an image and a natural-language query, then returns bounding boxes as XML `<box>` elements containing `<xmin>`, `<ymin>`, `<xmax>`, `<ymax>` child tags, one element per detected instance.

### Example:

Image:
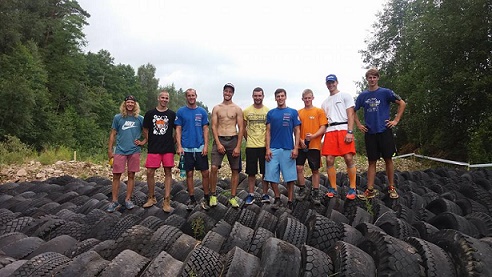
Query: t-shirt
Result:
<box><xmin>298</xmin><ymin>107</ymin><xmax>328</xmax><ymax>150</ymax></box>
<box><xmin>111</xmin><ymin>114</ymin><xmax>144</xmax><ymax>155</ymax></box>
<box><xmin>266</xmin><ymin>107</ymin><xmax>301</xmax><ymax>150</ymax></box>
<box><xmin>243</xmin><ymin>105</ymin><xmax>269</xmax><ymax>148</ymax></box>
<box><xmin>355</xmin><ymin>87</ymin><xmax>401</xmax><ymax>134</ymax></box>
<box><xmin>175</xmin><ymin>106</ymin><xmax>209</xmax><ymax>148</ymax></box>
<box><xmin>143</xmin><ymin>108</ymin><xmax>176</xmax><ymax>154</ymax></box>
<box><xmin>320</xmin><ymin>91</ymin><xmax>355</xmax><ymax>132</ymax></box>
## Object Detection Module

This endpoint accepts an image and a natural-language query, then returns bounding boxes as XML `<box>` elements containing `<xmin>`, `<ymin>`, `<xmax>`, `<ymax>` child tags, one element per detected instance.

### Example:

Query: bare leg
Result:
<box><xmin>311</xmin><ymin>169</ymin><xmax>320</xmax><ymax>189</ymax></box>
<box><xmin>248</xmin><ymin>175</ymin><xmax>256</xmax><ymax>194</ymax></box>
<box><xmin>164</xmin><ymin>167</ymin><xmax>172</xmax><ymax>198</ymax></box>
<box><xmin>126</xmin><ymin>172</ymin><xmax>135</xmax><ymax>201</ymax></box>
<box><xmin>209</xmin><ymin>165</ymin><xmax>218</xmax><ymax>194</ymax></box>
<box><xmin>384</xmin><ymin>158</ymin><xmax>395</xmax><ymax>185</ymax></box>
<box><xmin>367</xmin><ymin>160</ymin><xmax>377</xmax><ymax>189</ymax></box>
<box><xmin>231</xmin><ymin>169</ymin><xmax>239</xmax><ymax>196</ymax></box>
<box><xmin>111</xmin><ymin>173</ymin><xmax>122</xmax><ymax>202</ymax></box>
<box><xmin>287</xmin><ymin>181</ymin><xmax>294</xmax><ymax>201</ymax></box>
<box><xmin>186</xmin><ymin>170</ymin><xmax>195</xmax><ymax>196</ymax></box>
<box><xmin>296</xmin><ymin>165</ymin><xmax>305</xmax><ymax>186</ymax></box>
<box><xmin>201</xmin><ymin>169</ymin><xmax>210</xmax><ymax>195</ymax></box>
<box><xmin>146</xmin><ymin>168</ymin><xmax>156</xmax><ymax>197</ymax></box>
<box><xmin>343</xmin><ymin>153</ymin><xmax>356</xmax><ymax>189</ymax></box>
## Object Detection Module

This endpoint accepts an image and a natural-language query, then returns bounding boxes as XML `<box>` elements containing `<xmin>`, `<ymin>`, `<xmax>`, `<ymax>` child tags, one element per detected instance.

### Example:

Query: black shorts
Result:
<box><xmin>245</xmin><ymin>147</ymin><xmax>266</xmax><ymax>176</ymax></box>
<box><xmin>184</xmin><ymin>151</ymin><xmax>209</xmax><ymax>171</ymax></box>
<box><xmin>364</xmin><ymin>129</ymin><xmax>397</xmax><ymax>161</ymax></box>
<box><xmin>296</xmin><ymin>149</ymin><xmax>321</xmax><ymax>170</ymax></box>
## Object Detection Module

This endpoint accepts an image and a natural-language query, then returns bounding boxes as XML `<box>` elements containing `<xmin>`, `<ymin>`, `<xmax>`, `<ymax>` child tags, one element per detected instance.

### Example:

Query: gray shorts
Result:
<box><xmin>211</xmin><ymin>136</ymin><xmax>241</xmax><ymax>170</ymax></box>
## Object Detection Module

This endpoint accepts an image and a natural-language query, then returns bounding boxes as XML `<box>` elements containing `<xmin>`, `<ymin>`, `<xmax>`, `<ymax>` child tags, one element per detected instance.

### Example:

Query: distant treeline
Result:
<box><xmin>0</xmin><ymin>0</ymin><xmax>490</xmax><ymax>163</ymax></box>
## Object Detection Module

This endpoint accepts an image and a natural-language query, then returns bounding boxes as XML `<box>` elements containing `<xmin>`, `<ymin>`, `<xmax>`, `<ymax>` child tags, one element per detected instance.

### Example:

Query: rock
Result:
<box><xmin>16</xmin><ymin>168</ymin><xmax>27</xmax><ymax>177</ymax></box>
<box><xmin>36</xmin><ymin>172</ymin><xmax>46</xmax><ymax>179</ymax></box>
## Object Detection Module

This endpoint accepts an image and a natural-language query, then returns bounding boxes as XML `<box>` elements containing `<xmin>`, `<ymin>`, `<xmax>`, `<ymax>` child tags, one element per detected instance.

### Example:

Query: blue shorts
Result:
<box><xmin>265</xmin><ymin>148</ymin><xmax>297</xmax><ymax>183</ymax></box>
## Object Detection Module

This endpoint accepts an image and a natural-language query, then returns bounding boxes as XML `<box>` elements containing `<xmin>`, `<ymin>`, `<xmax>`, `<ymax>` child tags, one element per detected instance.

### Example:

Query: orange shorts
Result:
<box><xmin>321</xmin><ymin>130</ymin><xmax>356</xmax><ymax>157</ymax></box>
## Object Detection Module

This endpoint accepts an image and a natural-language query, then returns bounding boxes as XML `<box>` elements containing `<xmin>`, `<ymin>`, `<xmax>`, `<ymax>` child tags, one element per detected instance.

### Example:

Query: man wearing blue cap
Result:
<box><xmin>321</xmin><ymin>74</ymin><xmax>357</xmax><ymax>200</ymax></box>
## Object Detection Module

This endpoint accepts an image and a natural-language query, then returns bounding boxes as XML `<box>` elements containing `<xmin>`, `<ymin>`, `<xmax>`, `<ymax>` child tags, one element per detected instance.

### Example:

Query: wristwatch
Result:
<box><xmin>347</xmin><ymin>130</ymin><xmax>353</xmax><ymax>134</ymax></box>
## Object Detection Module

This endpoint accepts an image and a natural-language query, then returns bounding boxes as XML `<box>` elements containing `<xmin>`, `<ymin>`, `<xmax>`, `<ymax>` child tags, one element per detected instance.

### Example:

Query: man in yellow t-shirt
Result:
<box><xmin>296</xmin><ymin>89</ymin><xmax>328</xmax><ymax>205</ymax></box>
<box><xmin>243</xmin><ymin>87</ymin><xmax>270</xmax><ymax>205</ymax></box>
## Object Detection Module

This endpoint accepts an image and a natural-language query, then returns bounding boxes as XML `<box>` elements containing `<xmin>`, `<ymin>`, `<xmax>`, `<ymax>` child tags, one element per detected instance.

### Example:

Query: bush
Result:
<box><xmin>37</xmin><ymin>145</ymin><xmax>73</xmax><ymax>165</ymax></box>
<box><xmin>0</xmin><ymin>135</ymin><xmax>35</xmax><ymax>164</ymax></box>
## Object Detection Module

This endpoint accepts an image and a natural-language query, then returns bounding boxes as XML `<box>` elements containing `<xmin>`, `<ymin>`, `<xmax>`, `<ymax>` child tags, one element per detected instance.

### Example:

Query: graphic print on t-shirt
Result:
<box><xmin>153</xmin><ymin>115</ymin><xmax>169</xmax><ymax>135</ymax></box>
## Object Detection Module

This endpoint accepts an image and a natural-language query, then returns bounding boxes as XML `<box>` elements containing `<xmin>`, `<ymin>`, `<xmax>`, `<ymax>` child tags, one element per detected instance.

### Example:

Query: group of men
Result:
<box><xmin>106</xmin><ymin>68</ymin><xmax>406</xmax><ymax>213</ymax></box>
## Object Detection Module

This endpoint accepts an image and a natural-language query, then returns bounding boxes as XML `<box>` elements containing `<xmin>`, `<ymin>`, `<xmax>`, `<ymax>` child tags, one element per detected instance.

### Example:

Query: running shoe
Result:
<box><xmin>346</xmin><ymin>188</ymin><xmax>356</xmax><ymax>200</ymax></box>
<box><xmin>296</xmin><ymin>186</ymin><xmax>310</xmax><ymax>201</ymax></box>
<box><xmin>245</xmin><ymin>194</ymin><xmax>255</xmax><ymax>205</ymax></box>
<box><xmin>261</xmin><ymin>194</ymin><xmax>271</xmax><ymax>204</ymax></box>
<box><xmin>107</xmin><ymin>202</ymin><xmax>121</xmax><ymax>213</ymax></box>
<box><xmin>209</xmin><ymin>195</ymin><xmax>218</xmax><ymax>207</ymax></box>
<box><xmin>388</xmin><ymin>186</ymin><xmax>399</xmax><ymax>199</ymax></box>
<box><xmin>125</xmin><ymin>200</ymin><xmax>135</xmax><ymax>210</ymax></box>
<box><xmin>229</xmin><ymin>196</ymin><xmax>239</xmax><ymax>208</ymax></box>
<box><xmin>325</xmin><ymin>187</ymin><xmax>338</xmax><ymax>198</ymax></box>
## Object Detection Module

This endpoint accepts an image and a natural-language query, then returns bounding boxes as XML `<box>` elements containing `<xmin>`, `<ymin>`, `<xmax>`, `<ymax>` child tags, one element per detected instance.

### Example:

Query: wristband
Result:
<box><xmin>347</xmin><ymin>130</ymin><xmax>353</xmax><ymax>134</ymax></box>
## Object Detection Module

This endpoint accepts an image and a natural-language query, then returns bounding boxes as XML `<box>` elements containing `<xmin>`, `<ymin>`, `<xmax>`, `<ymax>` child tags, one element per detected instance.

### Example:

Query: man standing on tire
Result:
<box><xmin>175</xmin><ymin>88</ymin><xmax>211</xmax><ymax>210</ymax></box>
<box><xmin>243</xmin><ymin>87</ymin><xmax>270</xmax><ymax>205</ymax></box>
<box><xmin>355</xmin><ymin>68</ymin><xmax>406</xmax><ymax>199</ymax></box>
<box><xmin>142</xmin><ymin>90</ymin><xmax>176</xmax><ymax>212</ymax></box>
<box><xmin>107</xmin><ymin>95</ymin><xmax>145</xmax><ymax>212</ymax></box>
<box><xmin>296</xmin><ymin>89</ymin><xmax>327</xmax><ymax>205</ymax></box>
<box><xmin>265</xmin><ymin>88</ymin><xmax>301</xmax><ymax>210</ymax></box>
<box><xmin>210</xmin><ymin>83</ymin><xmax>244</xmax><ymax>208</ymax></box>
<box><xmin>321</xmin><ymin>74</ymin><xmax>357</xmax><ymax>200</ymax></box>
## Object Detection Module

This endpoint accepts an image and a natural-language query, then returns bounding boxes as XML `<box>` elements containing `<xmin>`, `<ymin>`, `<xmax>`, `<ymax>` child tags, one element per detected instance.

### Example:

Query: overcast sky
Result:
<box><xmin>78</xmin><ymin>0</ymin><xmax>386</xmax><ymax>110</ymax></box>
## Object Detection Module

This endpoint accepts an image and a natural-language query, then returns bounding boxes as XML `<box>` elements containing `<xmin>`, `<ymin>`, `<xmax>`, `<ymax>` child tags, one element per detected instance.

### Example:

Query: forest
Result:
<box><xmin>0</xmin><ymin>0</ymin><xmax>490</xmax><ymax>163</ymax></box>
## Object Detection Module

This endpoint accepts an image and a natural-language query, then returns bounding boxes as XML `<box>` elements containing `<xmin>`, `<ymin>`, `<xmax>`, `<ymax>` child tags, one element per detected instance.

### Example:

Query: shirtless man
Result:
<box><xmin>210</xmin><ymin>83</ymin><xmax>244</xmax><ymax>208</ymax></box>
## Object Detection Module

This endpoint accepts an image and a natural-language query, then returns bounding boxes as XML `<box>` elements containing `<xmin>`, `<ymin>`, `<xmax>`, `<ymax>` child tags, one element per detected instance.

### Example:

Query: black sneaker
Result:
<box><xmin>201</xmin><ymin>199</ymin><xmax>210</xmax><ymax>210</ymax></box>
<box><xmin>296</xmin><ymin>186</ymin><xmax>310</xmax><ymax>201</ymax></box>
<box><xmin>287</xmin><ymin>201</ymin><xmax>294</xmax><ymax>211</ymax></box>
<box><xmin>312</xmin><ymin>189</ymin><xmax>321</xmax><ymax>205</ymax></box>
<box><xmin>272</xmin><ymin>198</ymin><xmax>282</xmax><ymax>210</ymax></box>
<box><xmin>186</xmin><ymin>200</ymin><xmax>197</xmax><ymax>211</ymax></box>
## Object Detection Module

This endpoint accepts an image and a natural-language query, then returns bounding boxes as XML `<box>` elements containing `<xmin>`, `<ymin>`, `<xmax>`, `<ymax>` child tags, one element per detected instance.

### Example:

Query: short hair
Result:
<box><xmin>185</xmin><ymin>88</ymin><xmax>196</xmax><ymax>95</ymax></box>
<box><xmin>302</xmin><ymin>89</ymin><xmax>313</xmax><ymax>98</ymax></box>
<box><xmin>365</xmin><ymin>68</ymin><xmax>380</xmax><ymax>78</ymax></box>
<box><xmin>158</xmin><ymin>90</ymin><xmax>169</xmax><ymax>98</ymax></box>
<box><xmin>274</xmin><ymin>88</ymin><xmax>286</xmax><ymax>96</ymax></box>
<box><xmin>252</xmin><ymin>87</ymin><xmax>264</xmax><ymax>95</ymax></box>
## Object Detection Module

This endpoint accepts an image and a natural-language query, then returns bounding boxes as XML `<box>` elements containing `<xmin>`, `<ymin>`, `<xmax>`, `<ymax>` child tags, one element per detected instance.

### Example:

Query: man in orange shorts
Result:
<box><xmin>321</xmin><ymin>74</ymin><xmax>357</xmax><ymax>200</ymax></box>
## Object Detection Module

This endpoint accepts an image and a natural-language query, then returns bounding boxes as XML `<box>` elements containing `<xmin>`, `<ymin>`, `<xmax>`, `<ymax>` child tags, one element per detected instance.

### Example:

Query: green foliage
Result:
<box><xmin>37</xmin><ymin>146</ymin><xmax>73</xmax><ymax>165</ymax></box>
<box><xmin>0</xmin><ymin>136</ymin><xmax>35</xmax><ymax>164</ymax></box>
<box><xmin>191</xmin><ymin>216</ymin><xmax>205</xmax><ymax>240</ymax></box>
<box><xmin>361</xmin><ymin>0</ymin><xmax>492</xmax><ymax>161</ymax></box>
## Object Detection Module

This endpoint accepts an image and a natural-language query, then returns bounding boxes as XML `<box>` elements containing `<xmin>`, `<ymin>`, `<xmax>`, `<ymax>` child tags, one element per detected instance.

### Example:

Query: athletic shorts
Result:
<box><xmin>296</xmin><ymin>149</ymin><xmax>321</xmax><ymax>170</ymax></box>
<box><xmin>365</xmin><ymin>129</ymin><xmax>397</xmax><ymax>161</ymax></box>
<box><xmin>145</xmin><ymin>153</ymin><xmax>175</xmax><ymax>168</ymax></box>
<box><xmin>245</xmin><ymin>147</ymin><xmax>266</xmax><ymax>175</ymax></box>
<box><xmin>265</xmin><ymin>148</ymin><xmax>297</xmax><ymax>183</ymax></box>
<box><xmin>184</xmin><ymin>151</ymin><xmax>209</xmax><ymax>171</ymax></box>
<box><xmin>113</xmin><ymin>153</ymin><xmax>140</xmax><ymax>174</ymax></box>
<box><xmin>322</xmin><ymin>130</ymin><xmax>356</xmax><ymax>157</ymax></box>
<box><xmin>211</xmin><ymin>136</ymin><xmax>241</xmax><ymax>170</ymax></box>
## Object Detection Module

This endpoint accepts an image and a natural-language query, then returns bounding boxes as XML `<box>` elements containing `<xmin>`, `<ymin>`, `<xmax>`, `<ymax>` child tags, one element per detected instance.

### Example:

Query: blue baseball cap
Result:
<box><xmin>325</xmin><ymin>74</ymin><xmax>338</xmax><ymax>82</ymax></box>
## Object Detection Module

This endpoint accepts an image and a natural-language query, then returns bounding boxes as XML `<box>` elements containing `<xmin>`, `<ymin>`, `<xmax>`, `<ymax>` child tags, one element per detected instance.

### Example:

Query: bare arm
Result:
<box><xmin>243</xmin><ymin>120</ymin><xmax>248</xmax><ymax>141</ymax></box>
<box><xmin>265</xmin><ymin>123</ymin><xmax>272</xmax><ymax>162</ymax></box>
<box><xmin>345</xmin><ymin>107</ymin><xmax>355</xmax><ymax>142</ymax></box>
<box><xmin>211</xmin><ymin>106</ymin><xmax>224</xmax><ymax>154</ymax></box>
<box><xmin>202</xmin><ymin>124</ymin><xmax>209</xmax><ymax>156</ymax></box>
<box><xmin>108</xmin><ymin>129</ymin><xmax>117</xmax><ymax>159</ymax></box>
<box><xmin>176</xmin><ymin>126</ymin><xmax>183</xmax><ymax>154</ymax></box>
<box><xmin>386</xmin><ymin>99</ymin><xmax>406</xmax><ymax>128</ymax></box>
<box><xmin>292</xmin><ymin>125</ymin><xmax>300</xmax><ymax>159</ymax></box>
<box><xmin>233</xmin><ymin>107</ymin><xmax>244</xmax><ymax>157</ymax></box>
<box><xmin>355</xmin><ymin>110</ymin><xmax>367</xmax><ymax>133</ymax></box>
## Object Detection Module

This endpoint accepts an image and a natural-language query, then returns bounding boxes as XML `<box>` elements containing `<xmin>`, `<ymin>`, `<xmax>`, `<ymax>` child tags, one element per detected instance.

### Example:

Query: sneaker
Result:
<box><xmin>312</xmin><ymin>190</ymin><xmax>321</xmax><ymax>205</ymax></box>
<box><xmin>296</xmin><ymin>186</ymin><xmax>310</xmax><ymax>201</ymax></box>
<box><xmin>143</xmin><ymin>196</ymin><xmax>157</xmax><ymax>208</ymax></box>
<box><xmin>186</xmin><ymin>200</ymin><xmax>197</xmax><ymax>211</ymax></box>
<box><xmin>201</xmin><ymin>199</ymin><xmax>210</xmax><ymax>210</ymax></box>
<box><xmin>229</xmin><ymin>196</ymin><xmax>240</xmax><ymax>208</ymax></box>
<box><xmin>272</xmin><ymin>198</ymin><xmax>282</xmax><ymax>210</ymax></box>
<box><xmin>363</xmin><ymin>188</ymin><xmax>378</xmax><ymax>199</ymax></box>
<box><xmin>325</xmin><ymin>187</ymin><xmax>338</xmax><ymax>198</ymax></box>
<box><xmin>245</xmin><ymin>194</ymin><xmax>255</xmax><ymax>205</ymax></box>
<box><xmin>209</xmin><ymin>195</ymin><xmax>218</xmax><ymax>207</ymax></box>
<box><xmin>261</xmin><ymin>194</ymin><xmax>271</xmax><ymax>204</ymax></box>
<box><xmin>388</xmin><ymin>186</ymin><xmax>399</xmax><ymax>199</ymax></box>
<box><xmin>125</xmin><ymin>200</ymin><xmax>135</xmax><ymax>210</ymax></box>
<box><xmin>287</xmin><ymin>201</ymin><xmax>294</xmax><ymax>211</ymax></box>
<box><xmin>346</xmin><ymin>188</ymin><xmax>356</xmax><ymax>200</ymax></box>
<box><xmin>107</xmin><ymin>202</ymin><xmax>121</xmax><ymax>213</ymax></box>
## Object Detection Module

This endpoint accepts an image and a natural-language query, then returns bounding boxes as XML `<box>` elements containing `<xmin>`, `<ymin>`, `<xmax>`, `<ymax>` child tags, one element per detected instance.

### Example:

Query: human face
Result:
<box><xmin>302</xmin><ymin>93</ymin><xmax>314</xmax><ymax>107</ymax></box>
<box><xmin>125</xmin><ymin>100</ymin><xmax>136</xmax><ymax>112</ymax></box>
<box><xmin>186</xmin><ymin>90</ymin><xmax>197</xmax><ymax>106</ymax></box>
<box><xmin>223</xmin><ymin>87</ymin><xmax>234</xmax><ymax>101</ymax></box>
<box><xmin>326</xmin><ymin>81</ymin><xmax>337</xmax><ymax>93</ymax></box>
<box><xmin>157</xmin><ymin>92</ymin><xmax>169</xmax><ymax>109</ymax></box>
<box><xmin>366</xmin><ymin>74</ymin><xmax>379</xmax><ymax>89</ymax></box>
<box><xmin>275</xmin><ymin>92</ymin><xmax>287</xmax><ymax>108</ymax></box>
<box><xmin>252</xmin><ymin>91</ymin><xmax>264</xmax><ymax>105</ymax></box>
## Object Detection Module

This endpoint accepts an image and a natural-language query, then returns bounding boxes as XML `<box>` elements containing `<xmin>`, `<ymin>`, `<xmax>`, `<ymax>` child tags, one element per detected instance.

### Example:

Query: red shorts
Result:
<box><xmin>322</xmin><ymin>130</ymin><xmax>356</xmax><ymax>157</ymax></box>
<box><xmin>145</xmin><ymin>153</ymin><xmax>175</xmax><ymax>168</ymax></box>
<box><xmin>113</xmin><ymin>153</ymin><xmax>141</xmax><ymax>174</ymax></box>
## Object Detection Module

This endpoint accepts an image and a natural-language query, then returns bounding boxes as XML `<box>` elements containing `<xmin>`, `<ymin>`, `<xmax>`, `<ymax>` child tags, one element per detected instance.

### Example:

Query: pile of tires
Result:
<box><xmin>0</xmin><ymin>168</ymin><xmax>492</xmax><ymax>276</ymax></box>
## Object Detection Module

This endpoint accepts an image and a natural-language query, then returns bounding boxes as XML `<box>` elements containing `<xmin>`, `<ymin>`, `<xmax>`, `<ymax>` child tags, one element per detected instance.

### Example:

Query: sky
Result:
<box><xmin>78</xmin><ymin>0</ymin><xmax>386</xmax><ymax>110</ymax></box>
